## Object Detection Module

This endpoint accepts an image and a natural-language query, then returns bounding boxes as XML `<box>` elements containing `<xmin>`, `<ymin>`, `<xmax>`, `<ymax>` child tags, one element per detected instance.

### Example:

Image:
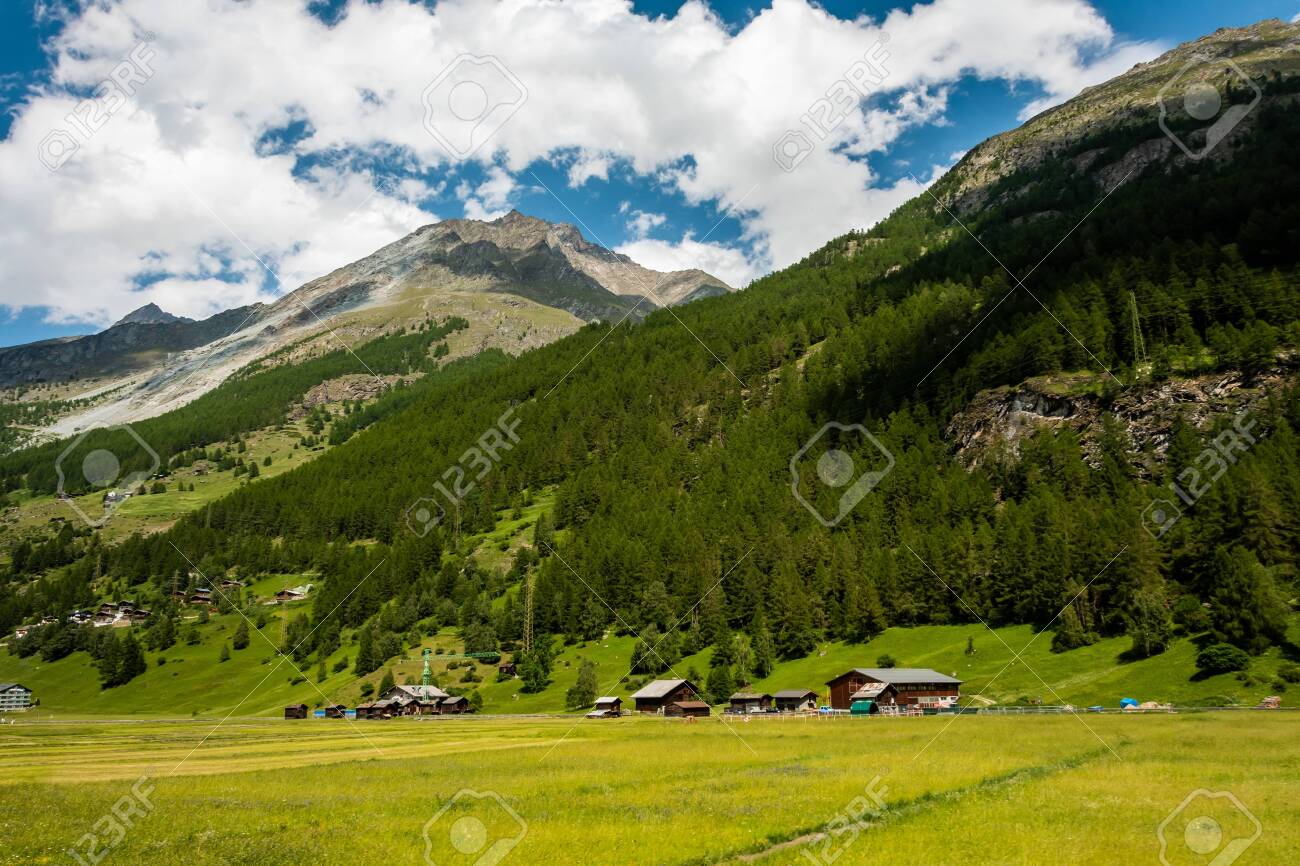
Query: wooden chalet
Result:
<box><xmin>826</xmin><ymin>668</ymin><xmax>961</xmax><ymax>710</ymax></box>
<box><xmin>323</xmin><ymin>704</ymin><xmax>347</xmax><ymax>718</ymax></box>
<box><xmin>284</xmin><ymin>704</ymin><xmax>308</xmax><ymax>719</ymax></box>
<box><xmin>586</xmin><ymin>696</ymin><xmax>622</xmax><ymax>719</ymax></box>
<box><xmin>440</xmin><ymin>695</ymin><xmax>470</xmax><ymax>714</ymax></box>
<box><xmin>380</xmin><ymin>684</ymin><xmax>449</xmax><ymax>715</ymax></box>
<box><xmin>498</xmin><ymin>662</ymin><xmax>517</xmax><ymax>677</ymax></box>
<box><xmin>664</xmin><ymin>700</ymin><xmax>710</xmax><ymax>718</ymax></box>
<box><xmin>630</xmin><ymin>679</ymin><xmax>701</xmax><ymax>713</ymax></box>
<box><xmin>773</xmin><ymin>689</ymin><xmax>819</xmax><ymax>712</ymax></box>
<box><xmin>728</xmin><ymin>692</ymin><xmax>772</xmax><ymax>714</ymax></box>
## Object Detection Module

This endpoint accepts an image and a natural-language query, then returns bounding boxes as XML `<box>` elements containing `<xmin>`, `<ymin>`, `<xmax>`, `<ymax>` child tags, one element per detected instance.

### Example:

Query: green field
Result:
<box><xmin>0</xmin><ymin>713</ymin><xmax>1294</xmax><ymax>865</ymax></box>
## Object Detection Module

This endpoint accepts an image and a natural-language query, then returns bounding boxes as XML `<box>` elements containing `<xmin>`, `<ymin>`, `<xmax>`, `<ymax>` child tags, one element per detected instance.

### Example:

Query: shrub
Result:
<box><xmin>1278</xmin><ymin>662</ymin><xmax>1300</xmax><ymax>684</ymax></box>
<box><xmin>876</xmin><ymin>654</ymin><xmax>897</xmax><ymax>668</ymax></box>
<box><xmin>1196</xmin><ymin>643</ymin><xmax>1250</xmax><ymax>675</ymax></box>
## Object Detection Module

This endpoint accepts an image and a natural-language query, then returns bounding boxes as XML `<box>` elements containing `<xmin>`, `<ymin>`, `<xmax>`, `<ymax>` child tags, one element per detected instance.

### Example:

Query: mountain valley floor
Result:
<box><xmin>0</xmin><ymin>712</ymin><xmax>1294</xmax><ymax>865</ymax></box>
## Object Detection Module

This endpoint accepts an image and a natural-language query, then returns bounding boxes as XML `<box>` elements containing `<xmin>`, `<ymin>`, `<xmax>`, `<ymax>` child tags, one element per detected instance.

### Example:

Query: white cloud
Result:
<box><xmin>461</xmin><ymin>165</ymin><xmax>517</xmax><ymax>220</ymax></box>
<box><xmin>618</xmin><ymin>235</ymin><xmax>765</xmax><ymax>289</ymax></box>
<box><xmin>0</xmin><ymin>0</ymin><xmax>1162</xmax><ymax>329</ymax></box>
<box><xmin>625</xmin><ymin>209</ymin><xmax>668</xmax><ymax>240</ymax></box>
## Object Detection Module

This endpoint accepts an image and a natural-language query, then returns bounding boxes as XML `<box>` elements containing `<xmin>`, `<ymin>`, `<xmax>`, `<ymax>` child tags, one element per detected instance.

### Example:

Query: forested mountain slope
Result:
<box><xmin>4</xmin><ymin>22</ymin><xmax>1300</xmax><ymax>706</ymax></box>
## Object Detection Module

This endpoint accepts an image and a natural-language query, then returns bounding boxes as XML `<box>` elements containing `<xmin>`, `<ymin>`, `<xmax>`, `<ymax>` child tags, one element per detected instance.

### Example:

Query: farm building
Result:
<box><xmin>587</xmin><ymin>697</ymin><xmax>623</xmax><ymax>719</ymax></box>
<box><xmin>380</xmin><ymin>684</ymin><xmax>450</xmax><ymax>715</ymax></box>
<box><xmin>848</xmin><ymin>682</ymin><xmax>899</xmax><ymax>713</ymax></box>
<box><xmin>773</xmin><ymin>689</ymin><xmax>819</xmax><ymax>712</ymax></box>
<box><xmin>630</xmin><ymin>679</ymin><xmax>701</xmax><ymax>713</ymax></box>
<box><xmin>440</xmin><ymin>696</ymin><xmax>470</xmax><ymax>714</ymax></box>
<box><xmin>826</xmin><ymin>669</ymin><xmax>960</xmax><ymax>710</ymax></box>
<box><xmin>323</xmin><ymin>704</ymin><xmax>348</xmax><ymax>718</ymax></box>
<box><xmin>664</xmin><ymin>701</ymin><xmax>710</xmax><ymax>718</ymax></box>
<box><xmin>498</xmin><ymin>662</ymin><xmax>517</xmax><ymax>677</ymax></box>
<box><xmin>0</xmin><ymin>683</ymin><xmax>34</xmax><ymax>712</ymax></box>
<box><xmin>728</xmin><ymin>692</ymin><xmax>772</xmax><ymax>714</ymax></box>
<box><xmin>284</xmin><ymin>704</ymin><xmax>308</xmax><ymax>719</ymax></box>
<box><xmin>274</xmin><ymin>585</ymin><xmax>311</xmax><ymax>603</ymax></box>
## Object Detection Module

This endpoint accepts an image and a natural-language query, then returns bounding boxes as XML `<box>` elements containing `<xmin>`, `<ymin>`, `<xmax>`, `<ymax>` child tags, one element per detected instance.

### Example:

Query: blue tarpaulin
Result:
<box><xmin>1119</xmin><ymin>698</ymin><xmax>1139</xmax><ymax>708</ymax></box>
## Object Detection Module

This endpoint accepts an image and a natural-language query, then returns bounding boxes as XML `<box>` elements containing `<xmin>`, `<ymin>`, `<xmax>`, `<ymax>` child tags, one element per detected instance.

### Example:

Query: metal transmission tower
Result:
<box><xmin>522</xmin><ymin>574</ymin><xmax>535</xmax><ymax>654</ymax></box>
<box><xmin>1129</xmin><ymin>291</ymin><xmax>1147</xmax><ymax>366</ymax></box>
<box><xmin>421</xmin><ymin>647</ymin><xmax>433</xmax><ymax>687</ymax></box>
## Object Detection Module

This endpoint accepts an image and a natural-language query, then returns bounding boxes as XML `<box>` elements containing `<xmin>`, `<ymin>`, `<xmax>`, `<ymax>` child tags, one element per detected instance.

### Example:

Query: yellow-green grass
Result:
<box><xmin>0</xmin><ymin>714</ymin><xmax>1295</xmax><ymax>865</ymax></box>
<box><xmin>11</xmin><ymin>420</ymin><xmax>325</xmax><ymax>542</ymax></box>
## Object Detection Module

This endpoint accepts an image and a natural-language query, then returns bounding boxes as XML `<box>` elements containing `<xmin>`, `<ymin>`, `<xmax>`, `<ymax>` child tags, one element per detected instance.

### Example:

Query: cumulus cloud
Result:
<box><xmin>0</xmin><ymin>0</ymin><xmax>1161</xmax><ymax>329</ymax></box>
<box><xmin>625</xmin><ymin>209</ymin><xmax>668</xmax><ymax>240</ymax></box>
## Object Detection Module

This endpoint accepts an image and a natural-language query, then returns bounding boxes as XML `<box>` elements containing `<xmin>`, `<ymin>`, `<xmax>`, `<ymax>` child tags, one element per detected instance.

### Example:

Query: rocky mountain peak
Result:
<box><xmin>112</xmin><ymin>303</ymin><xmax>190</xmax><ymax>328</ymax></box>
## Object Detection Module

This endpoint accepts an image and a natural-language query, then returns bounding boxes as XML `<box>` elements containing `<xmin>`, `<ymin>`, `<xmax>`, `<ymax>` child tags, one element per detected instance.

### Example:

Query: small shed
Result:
<box><xmin>498</xmin><ymin>662</ymin><xmax>517</xmax><ymax>677</ymax></box>
<box><xmin>283</xmin><ymin>704</ymin><xmax>308</xmax><ymax>719</ymax></box>
<box><xmin>440</xmin><ymin>696</ymin><xmax>470</xmax><ymax>714</ymax></box>
<box><xmin>664</xmin><ymin>700</ymin><xmax>710</xmax><ymax>718</ymax></box>
<box><xmin>728</xmin><ymin>692</ymin><xmax>772</xmax><ymax>714</ymax></box>
<box><xmin>323</xmin><ymin>704</ymin><xmax>347</xmax><ymax>719</ymax></box>
<box><xmin>593</xmin><ymin>696</ymin><xmax>622</xmax><ymax>714</ymax></box>
<box><xmin>354</xmin><ymin>702</ymin><xmax>377</xmax><ymax>719</ymax></box>
<box><xmin>773</xmin><ymin>689</ymin><xmax>818</xmax><ymax>712</ymax></box>
<box><xmin>850</xmin><ymin>682</ymin><xmax>898</xmax><ymax>708</ymax></box>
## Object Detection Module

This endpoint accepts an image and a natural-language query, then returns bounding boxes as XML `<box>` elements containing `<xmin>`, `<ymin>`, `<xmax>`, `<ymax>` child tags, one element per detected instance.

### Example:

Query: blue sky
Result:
<box><xmin>0</xmin><ymin>0</ymin><xmax>1296</xmax><ymax>348</ymax></box>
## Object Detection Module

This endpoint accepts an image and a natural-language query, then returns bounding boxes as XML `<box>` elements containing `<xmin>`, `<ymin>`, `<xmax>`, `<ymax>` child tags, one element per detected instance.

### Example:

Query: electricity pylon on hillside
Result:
<box><xmin>522</xmin><ymin>573</ymin><xmax>535</xmax><ymax>654</ymax></box>
<box><xmin>421</xmin><ymin>647</ymin><xmax>433</xmax><ymax>687</ymax></box>
<box><xmin>1129</xmin><ymin>291</ymin><xmax>1147</xmax><ymax>367</ymax></box>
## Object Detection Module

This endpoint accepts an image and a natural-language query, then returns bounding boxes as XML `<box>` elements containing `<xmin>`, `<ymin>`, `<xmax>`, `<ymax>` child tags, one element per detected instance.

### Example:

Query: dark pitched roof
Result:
<box><xmin>829</xmin><ymin>668</ymin><xmax>962</xmax><ymax>685</ymax></box>
<box><xmin>630</xmin><ymin>679</ymin><xmax>695</xmax><ymax>700</ymax></box>
<box><xmin>773</xmin><ymin>689</ymin><xmax>817</xmax><ymax>699</ymax></box>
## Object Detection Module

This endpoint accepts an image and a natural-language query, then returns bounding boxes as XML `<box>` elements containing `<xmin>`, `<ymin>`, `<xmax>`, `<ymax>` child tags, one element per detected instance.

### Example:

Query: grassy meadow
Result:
<box><xmin>0</xmin><ymin>712</ymin><xmax>1295</xmax><ymax>865</ymax></box>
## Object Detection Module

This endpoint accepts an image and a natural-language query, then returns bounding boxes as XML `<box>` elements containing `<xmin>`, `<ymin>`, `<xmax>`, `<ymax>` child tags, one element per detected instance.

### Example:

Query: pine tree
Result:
<box><xmin>706</xmin><ymin>664</ymin><xmax>735</xmax><ymax>705</ymax></box>
<box><xmin>566</xmin><ymin>658</ymin><xmax>598</xmax><ymax>709</ymax></box>
<box><xmin>232</xmin><ymin>619</ymin><xmax>250</xmax><ymax>650</ymax></box>
<box><xmin>378</xmin><ymin>668</ymin><xmax>395</xmax><ymax>696</ymax></box>
<box><xmin>116</xmin><ymin>632</ymin><xmax>147</xmax><ymax>685</ymax></box>
<box><xmin>219</xmin><ymin>642</ymin><xmax>231</xmax><ymax>663</ymax></box>
<box><xmin>1209</xmin><ymin>545</ymin><xmax>1290</xmax><ymax>653</ymax></box>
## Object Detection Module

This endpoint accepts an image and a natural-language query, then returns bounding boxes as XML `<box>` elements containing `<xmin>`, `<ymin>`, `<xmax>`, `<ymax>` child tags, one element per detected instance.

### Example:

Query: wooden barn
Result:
<box><xmin>848</xmin><ymin>681</ymin><xmax>898</xmax><ymax>712</ymax></box>
<box><xmin>323</xmin><ymin>704</ymin><xmax>347</xmax><ymax>718</ymax></box>
<box><xmin>630</xmin><ymin>679</ymin><xmax>701</xmax><ymax>713</ymax></box>
<box><xmin>826</xmin><ymin>668</ymin><xmax>961</xmax><ymax>710</ymax></box>
<box><xmin>664</xmin><ymin>700</ymin><xmax>710</xmax><ymax>718</ymax></box>
<box><xmin>772</xmin><ymin>689</ymin><xmax>819</xmax><ymax>712</ymax></box>
<box><xmin>380</xmin><ymin>684</ymin><xmax>449</xmax><ymax>715</ymax></box>
<box><xmin>283</xmin><ymin>704</ymin><xmax>308</xmax><ymax>719</ymax></box>
<box><xmin>728</xmin><ymin>692</ymin><xmax>772</xmax><ymax>714</ymax></box>
<box><xmin>440</xmin><ymin>696</ymin><xmax>470</xmax><ymax>714</ymax></box>
<box><xmin>587</xmin><ymin>696</ymin><xmax>622</xmax><ymax>718</ymax></box>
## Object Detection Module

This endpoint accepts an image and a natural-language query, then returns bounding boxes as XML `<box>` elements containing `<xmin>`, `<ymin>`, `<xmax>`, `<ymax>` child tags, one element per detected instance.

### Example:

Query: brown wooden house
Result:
<box><xmin>323</xmin><ymin>704</ymin><xmax>347</xmax><ymax>718</ymax></box>
<box><xmin>728</xmin><ymin>692</ymin><xmax>772</xmax><ymax>713</ymax></box>
<box><xmin>773</xmin><ymin>689</ymin><xmax>819</xmax><ymax>712</ymax></box>
<box><xmin>826</xmin><ymin>669</ymin><xmax>961</xmax><ymax>710</ymax></box>
<box><xmin>664</xmin><ymin>700</ymin><xmax>710</xmax><ymax>718</ymax></box>
<box><xmin>440</xmin><ymin>695</ymin><xmax>470</xmax><ymax>714</ymax></box>
<box><xmin>630</xmin><ymin>679</ymin><xmax>701</xmax><ymax>713</ymax></box>
<box><xmin>284</xmin><ymin>704</ymin><xmax>308</xmax><ymax>719</ymax></box>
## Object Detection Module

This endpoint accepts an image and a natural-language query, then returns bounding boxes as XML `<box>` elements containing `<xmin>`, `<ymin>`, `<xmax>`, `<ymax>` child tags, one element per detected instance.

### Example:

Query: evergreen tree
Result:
<box><xmin>232</xmin><ymin>619</ymin><xmax>250</xmax><ymax>650</ymax></box>
<box><xmin>219</xmin><ymin>642</ymin><xmax>231</xmax><ymax>663</ymax></box>
<box><xmin>566</xmin><ymin>658</ymin><xmax>598</xmax><ymax>709</ymax></box>
<box><xmin>1209</xmin><ymin>545</ymin><xmax>1290</xmax><ymax>653</ymax></box>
